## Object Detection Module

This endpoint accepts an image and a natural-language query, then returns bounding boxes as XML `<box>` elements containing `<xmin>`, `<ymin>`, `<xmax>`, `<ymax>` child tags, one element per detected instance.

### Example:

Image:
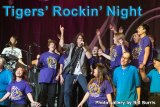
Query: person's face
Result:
<box><xmin>92</xmin><ymin>46</ymin><xmax>98</xmax><ymax>56</ymax></box>
<box><xmin>77</xmin><ymin>35</ymin><xmax>84</xmax><ymax>46</ymax></box>
<box><xmin>137</xmin><ymin>26</ymin><xmax>145</xmax><ymax>35</ymax></box>
<box><xmin>48</xmin><ymin>42</ymin><xmax>56</xmax><ymax>52</ymax></box>
<box><xmin>98</xmin><ymin>48</ymin><xmax>103</xmax><ymax>56</ymax></box>
<box><xmin>93</xmin><ymin>67</ymin><xmax>98</xmax><ymax>77</ymax></box>
<box><xmin>15</xmin><ymin>68</ymin><xmax>24</xmax><ymax>77</ymax></box>
<box><xmin>133</xmin><ymin>34</ymin><xmax>140</xmax><ymax>43</ymax></box>
<box><xmin>121</xmin><ymin>53</ymin><xmax>130</xmax><ymax>66</ymax></box>
<box><xmin>153</xmin><ymin>59</ymin><xmax>160</xmax><ymax>69</ymax></box>
<box><xmin>10</xmin><ymin>37</ymin><xmax>17</xmax><ymax>44</ymax></box>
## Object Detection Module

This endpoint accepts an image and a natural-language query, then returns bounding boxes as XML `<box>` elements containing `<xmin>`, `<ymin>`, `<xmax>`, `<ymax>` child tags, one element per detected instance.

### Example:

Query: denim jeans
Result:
<box><xmin>64</xmin><ymin>74</ymin><xmax>88</xmax><ymax>107</ymax></box>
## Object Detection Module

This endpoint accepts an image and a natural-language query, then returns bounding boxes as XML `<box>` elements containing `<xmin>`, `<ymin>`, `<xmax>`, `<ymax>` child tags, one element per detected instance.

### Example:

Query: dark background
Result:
<box><xmin>1</xmin><ymin>0</ymin><xmax>160</xmax><ymax>64</ymax></box>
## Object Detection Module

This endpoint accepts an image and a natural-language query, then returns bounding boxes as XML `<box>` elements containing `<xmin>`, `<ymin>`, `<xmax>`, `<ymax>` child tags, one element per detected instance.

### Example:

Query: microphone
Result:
<box><xmin>80</xmin><ymin>41</ymin><xmax>84</xmax><ymax>47</ymax></box>
<box><xmin>32</xmin><ymin>42</ymin><xmax>40</xmax><ymax>48</ymax></box>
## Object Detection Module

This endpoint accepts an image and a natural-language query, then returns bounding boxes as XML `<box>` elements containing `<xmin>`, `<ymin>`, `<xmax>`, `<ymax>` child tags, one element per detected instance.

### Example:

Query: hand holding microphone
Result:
<box><xmin>80</xmin><ymin>41</ymin><xmax>84</xmax><ymax>47</ymax></box>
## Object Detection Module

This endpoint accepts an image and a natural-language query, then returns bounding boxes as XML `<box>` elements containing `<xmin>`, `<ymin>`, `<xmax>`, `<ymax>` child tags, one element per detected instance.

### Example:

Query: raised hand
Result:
<box><xmin>96</xmin><ymin>29</ymin><xmax>101</xmax><ymax>36</ymax></box>
<box><xmin>60</xmin><ymin>25</ymin><xmax>64</xmax><ymax>34</ymax></box>
<box><xmin>119</xmin><ymin>26</ymin><xmax>124</xmax><ymax>33</ymax></box>
<box><xmin>98</xmin><ymin>49</ymin><xmax>103</xmax><ymax>56</ymax></box>
<box><xmin>109</xmin><ymin>24</ymin><xmax>115</xmax><ymax>31</ymax></box>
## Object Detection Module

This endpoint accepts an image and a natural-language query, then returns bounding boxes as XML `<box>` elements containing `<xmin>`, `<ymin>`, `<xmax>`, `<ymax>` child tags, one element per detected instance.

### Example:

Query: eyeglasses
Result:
<box><xmin>122</xmin><ymin>56</ymin><xmax>130</xmax><ymax>60</ymax></box>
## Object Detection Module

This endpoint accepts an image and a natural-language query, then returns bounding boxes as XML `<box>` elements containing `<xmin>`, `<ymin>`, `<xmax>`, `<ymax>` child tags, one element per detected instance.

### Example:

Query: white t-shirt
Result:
<box><xmin>74</xmin><ymin>61</ymin><xmax>82</xmax><ymax>75</ymax></box>
<box><xmin>1</xmin><ymin>47</ymin><xmax>22</xmax><ymax>59</ymax></box>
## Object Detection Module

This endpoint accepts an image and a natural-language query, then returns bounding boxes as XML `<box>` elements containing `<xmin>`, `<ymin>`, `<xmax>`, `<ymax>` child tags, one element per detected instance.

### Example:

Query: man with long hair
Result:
<box><xmin>59</xmin><ymin>25</ymin><xmax>92</xmax><ymax>107</ymax></box>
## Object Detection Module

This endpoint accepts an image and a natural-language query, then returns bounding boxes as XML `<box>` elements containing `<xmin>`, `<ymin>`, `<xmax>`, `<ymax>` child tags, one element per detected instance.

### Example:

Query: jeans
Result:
<box><xmin>64</xmin><ymin>74</ymin><xmax>88</xmax><ymax>107</ymax></box>
<box><xmin>39</xmin><ymin>83</ymin><xmax>57</xmax><ymax>107</ymax></box>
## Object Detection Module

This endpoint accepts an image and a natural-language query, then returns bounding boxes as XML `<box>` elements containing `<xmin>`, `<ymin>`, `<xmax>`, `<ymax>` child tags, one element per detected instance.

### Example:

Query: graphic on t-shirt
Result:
<box><xmin>4</xmin><ymin>49</ymin><xmax>20</xmax><ymax>58</ymax></box>
<box><xmin>10</xmin><ymin>86</ymin><xmax>23</xmax><ymax>100</ymax></box>
<box><xmin>88</xmin><ymin>83</ymin><xmax>101</xmax><ymax>97</ymax></box>
<box><xmin>132</xmin><ymin>47</ymin><xmax>141</xmax><ymax>59</ymax></box>
<box><xmin>47</xmin><ymin>56</ymin><xmax>57</xmax><ymax>69</ymax></box>
<box><xmin>110</xmin><ymin>49</ymin><xmax>118</xmax><ymax>61</ymax></box>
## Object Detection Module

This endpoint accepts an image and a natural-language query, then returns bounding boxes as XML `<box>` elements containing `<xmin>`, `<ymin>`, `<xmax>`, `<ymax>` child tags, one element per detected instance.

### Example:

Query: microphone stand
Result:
<box><xmin>23</xmin><ymin>43</ymin><xmax>40</xmax><ymax>101</ymax></box>
<box><xmin>22</xmin><ymin>44</ymin><xmax>32</xmax><ymax>83</ymax></box>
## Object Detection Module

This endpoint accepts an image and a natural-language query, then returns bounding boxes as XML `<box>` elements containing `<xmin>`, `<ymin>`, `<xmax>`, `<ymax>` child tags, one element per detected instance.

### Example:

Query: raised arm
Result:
<box><xmin>59</xmin><ymin>25</ymin><xmax>64</xmax><ymax>48</ymax></box>
<box><xmin>98</xmin><ymin>49</ymin><xmax>111</xmax><ymax>60</ymax></box>
<box><xmin>96</xmin><ymin>29</ymin><xmax>106</xmax><ymax>52</ymax></box>
<box><xmin>82</xmin><ymin>45</ymin><xmax>92</xmax><ymax>59</ymax></box>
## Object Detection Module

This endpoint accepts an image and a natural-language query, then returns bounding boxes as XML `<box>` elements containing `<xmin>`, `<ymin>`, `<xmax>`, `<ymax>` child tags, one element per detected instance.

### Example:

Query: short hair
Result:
<box><xmin>123</xmin><ymin>52</ymin><xmax>131</xmax><ymax>59</ymax></box>
<box><xmin>48</xmin><ymin>39</ymin><xmax>57</xmax><ymax>46</ymax></box>
<box><xmin>140</xmin><ymin>23</ymin><xmax>150</xmax><ymax>34</ymax></box>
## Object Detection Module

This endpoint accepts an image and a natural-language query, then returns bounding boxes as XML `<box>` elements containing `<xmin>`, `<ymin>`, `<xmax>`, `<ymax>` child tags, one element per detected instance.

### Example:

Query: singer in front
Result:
<box><xmin>1</xmin><ymin>36</ymin><xmax>25</xmax><ymax>71</ymax></box>
<box><xmin>59</xmin><ymin>29</ymin><xmax>92</xmax><ymax>107</ymax></box>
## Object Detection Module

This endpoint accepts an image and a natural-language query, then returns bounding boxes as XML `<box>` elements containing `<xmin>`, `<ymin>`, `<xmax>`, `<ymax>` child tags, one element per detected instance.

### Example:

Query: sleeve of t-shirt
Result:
<box><xmin>6</xmin><ymin>83</ymin><xmax>12</xmax><ymax>92</ymax></box>
<box><xmin>134</xmin><ymin>67</ymin><xmax>141</xmax><ymax>87</ymax></box>
<box><xmin>1</xmin><ymin>48</ymin><xmax>6</xmax><ymax>54</ymax></box>
<box><xmin>7</xmin><ymin>71</ymin><xmax>13</xmax><ymax>84</ymax></box>
<box><xmin>105</xmin><ymin>80</ymin><xmax>113</xmax><ymax>94</ymax></box>
<box><xmin>143</xmin><ymin>38</ymin><xmax>151</xmax><ymax>48</ymax></box>
<box><xmin>113</xmin><ymin>69</ymin><xmax>117</xmax><ymax>88</ymax></box>
<box><xmin>147</xmin><ymin>70</ymin><xmax>153</xmax><ymax>81</ymax></box>
<box><xmin>25</xmin><ymin>82</ymin><xmax>32</xmax><ymax>94</ymax></box>
<box><xmin>59</xmin><ymin>56</ymin><xmax>64</xmax><ymax>65</ymax></box>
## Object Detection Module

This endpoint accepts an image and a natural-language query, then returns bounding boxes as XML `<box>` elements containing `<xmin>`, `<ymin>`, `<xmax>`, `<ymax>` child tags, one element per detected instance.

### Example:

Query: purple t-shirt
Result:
<box><xmin>38</xmin><ymin>51</ymin><xmax>60</xmax><ymax>83</ymax></box>
<box><xmin>138</xmin><ymin>36</ymin><xmax>153</xmax><ymax>66</ymax></box>
<box><xmin>59</xmin><ymin>54</ymin><xmax>67</xmax><ymax>66</ymax></box>
<box><xmin>129</xmin><ymin>43</ymin><xmax>140</xmax><ymax>68</ymax></box>
<box><xmin>110</xmin><ymin>45</ymin><xmax>128</xmax><ymax>69</ymax></box>
<box><xmin>88</xmin><ymin>80</ymin><xmax>113</xmax><ymax>107</ymax></box>
<box><xmin>7</xmin><ymin>80</ymin><xmax>32</xmax><ymax>104</ymax></box>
